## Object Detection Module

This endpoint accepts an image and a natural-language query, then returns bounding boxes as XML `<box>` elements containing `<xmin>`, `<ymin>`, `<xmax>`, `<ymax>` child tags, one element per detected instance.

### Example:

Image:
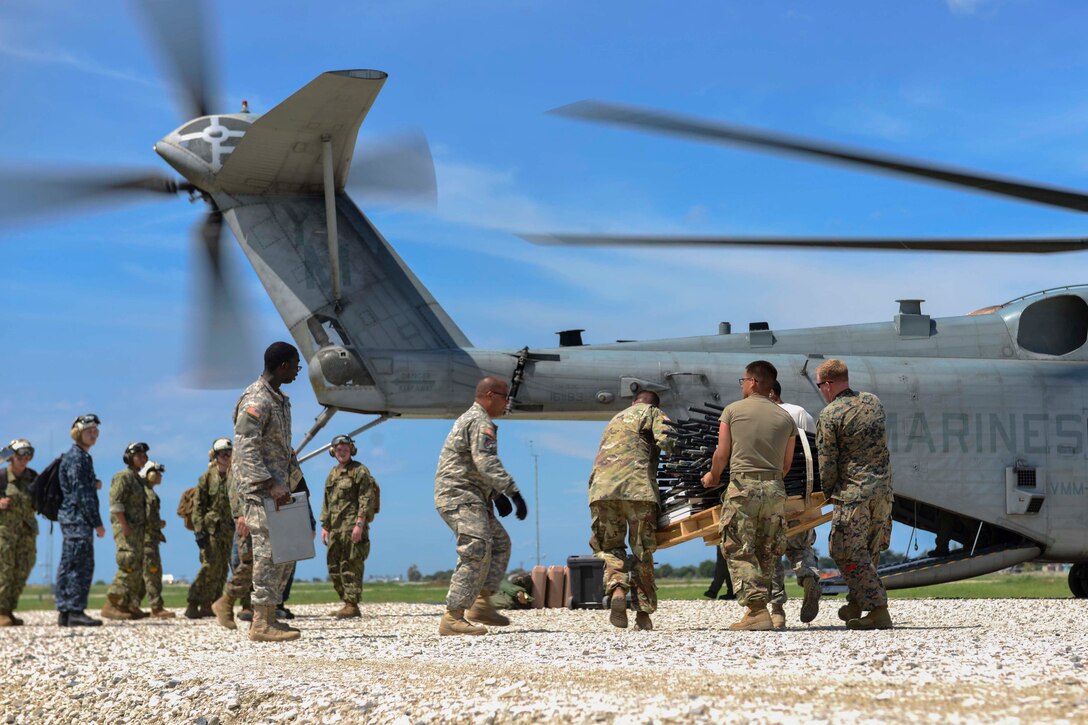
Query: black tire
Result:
<box><xmin>1071</xmin><ymin>563</ymin><xmax>1088</xmax><ymax>599</ymax></box>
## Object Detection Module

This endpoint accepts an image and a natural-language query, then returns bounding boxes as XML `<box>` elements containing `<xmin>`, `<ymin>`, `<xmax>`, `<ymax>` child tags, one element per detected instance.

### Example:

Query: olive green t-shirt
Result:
<box><xmin>720</xmin><ymin>394</ymin><xmax>797</xmax><ymax>475</ymax></box>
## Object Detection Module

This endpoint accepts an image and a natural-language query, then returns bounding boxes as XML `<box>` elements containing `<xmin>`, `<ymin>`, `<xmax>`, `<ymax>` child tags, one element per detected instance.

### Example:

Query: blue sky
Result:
<box><xmin>3</xmin><ymin>0</ymin><xmax>1086</xmax><ymax>586</ymax></box>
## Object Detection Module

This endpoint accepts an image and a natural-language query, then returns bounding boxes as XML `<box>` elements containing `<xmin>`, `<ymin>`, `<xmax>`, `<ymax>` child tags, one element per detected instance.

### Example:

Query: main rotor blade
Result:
<box><xmin>132</xmin><ymin>0</ymin><xmax>218</xmax><ymax>119</ymax></box>
<box><xmin>189</xmin><ymin>209</ymin><xmax>255</xmax><ymax>389</ymax></box>
<box><xmin>0</xmin><ymin>169</ymin><xmax>190</xmax><ymax>225</ymax></box>
<box><xmin>551</xmin><ymin>101</ymin><xmax>1088</xmax><ymax>214</ymax></box>
<box><xmin>521</xmin><ymin>233</ymin><xmax>1088</xmax><ymax>254</ymax></box>
<box><xmin>347</xmin><ymin>131</ymin><xmax>437</xmax><ymax>210</ymax></box>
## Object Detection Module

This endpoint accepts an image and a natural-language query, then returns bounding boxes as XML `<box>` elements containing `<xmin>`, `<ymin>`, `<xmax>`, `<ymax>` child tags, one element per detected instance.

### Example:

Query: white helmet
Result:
<box><xmin>140</xmin><ymin>460</ymin><xmax>166</xmax><ymax>481</ymax></box>
<box><xmin>1</xmin><ymin>439</ymin><xmax>34</xmax><ymax>461</ymax></box>
<box><xmin>208</xmin><ymin>437</ymin><xmax>233</xmax><ymax>461</ymax></box>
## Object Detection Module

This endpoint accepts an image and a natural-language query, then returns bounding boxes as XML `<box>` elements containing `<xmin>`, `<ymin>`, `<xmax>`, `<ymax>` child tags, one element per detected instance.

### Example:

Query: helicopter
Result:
<box><xmin>4</xmin><ymin>2</ymin><xmax>1087</xmax><ymax>598</ymax></box>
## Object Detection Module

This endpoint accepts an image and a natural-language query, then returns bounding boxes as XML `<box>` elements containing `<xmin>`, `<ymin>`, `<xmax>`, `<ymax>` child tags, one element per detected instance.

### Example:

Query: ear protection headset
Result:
<box><xmin>329</xmin><ymin>434</ymin><xmax>357</xmax><ymax>457</ymax></box>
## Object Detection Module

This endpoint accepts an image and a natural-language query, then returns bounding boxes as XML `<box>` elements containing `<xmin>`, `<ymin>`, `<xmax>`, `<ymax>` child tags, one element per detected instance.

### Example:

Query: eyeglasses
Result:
<box><xmin>738</xmin><ymin>377</ymin><xmax>755</xmax><ymax>385</ymax></box>
<box><xmin>816</xmin><ymin>380</ymin><xmax>833</xmax><ymax>389</ymax></box>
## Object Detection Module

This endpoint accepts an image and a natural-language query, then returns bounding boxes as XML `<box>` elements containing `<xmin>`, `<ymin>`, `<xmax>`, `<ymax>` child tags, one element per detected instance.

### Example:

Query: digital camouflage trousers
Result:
<box><xmin>589</xmin><ymin>499</ymin><xmax>659</xmax><ymax>613</ymax></box>
<box><xmin>718</xmin><ymin>476</ymin><xmax>786</xmax><ymax>608</ymax></box>
<box><xmin>438</xmin><ymin>500</ymin><xmax>511</xmax><ymax>611</ymax></box>
<box><xmin>770</xmin><ymin>528</ymin><xmax>820</xmax><ymax>605</ymax></box>
<box><xmin>188</xmin><ymin>528</ymin><xmax>232</xmax><ymax>605</ymax></box>
<box><xmin>226</xmin><ymin>532</ymin><xmax>254</xmax><ymax>603</ymax></box>
<box><xmin>138</xmin><ymin>541</ymin><xmax>165</xmax><ymax>610</ymax></box>
<box><xmin>830</xmin><ymin>490</ymin><xmax>894</xmax><ymax>611</ymax></box>
<box><xmin>327</xmin><ymin>531</ymin><xmax>370</xmax><ymax>605</ymax></box>
<box><xmin>243</xmin><ymin>497</ymin><xmax>293</xmax><ymax>607</ymax></box>
<box><xmin>0</xmin><ymin>528</ymin><xmax>35</xmax><ymax>611</ymax></box>
<box><xmin>107</xmin><ymin>526</ymin><xmax>146</xmax><ymax>609</ymax></box>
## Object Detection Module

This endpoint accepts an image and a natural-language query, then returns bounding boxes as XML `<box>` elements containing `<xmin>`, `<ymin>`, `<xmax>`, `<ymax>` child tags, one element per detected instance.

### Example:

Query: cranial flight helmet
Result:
<box><xmin>123</xmin><ymin>441</ymin><xmax>150</xmax><ymax>465</ymax></box>
<box><xmin>329</xmin><ymin>434</ymin><xmax>357</xmax><ymax>457</ymax></box>
<box><xmin>208</xmin><ymin>437</ymin><xmax>233</xmax><ymax>461</ymax></box>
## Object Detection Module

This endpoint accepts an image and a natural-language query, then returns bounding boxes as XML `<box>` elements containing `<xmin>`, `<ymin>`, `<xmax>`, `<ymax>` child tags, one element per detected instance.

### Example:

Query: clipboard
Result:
<box><xmin>262</xmin><ymin>492</ymin><xmax>316</xmax><ymax>564</ymax></box>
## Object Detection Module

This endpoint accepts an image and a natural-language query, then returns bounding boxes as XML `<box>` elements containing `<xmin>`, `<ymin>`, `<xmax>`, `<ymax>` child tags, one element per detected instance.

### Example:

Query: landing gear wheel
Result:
<box><xmin>1070</xmin><ymin>563</ymin><xmax>1088</xmax><ymax>598</ymax></box>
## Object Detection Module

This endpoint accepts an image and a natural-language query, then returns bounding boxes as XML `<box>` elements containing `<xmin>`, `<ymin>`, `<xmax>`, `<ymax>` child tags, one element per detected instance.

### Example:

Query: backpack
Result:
<box><xmin>177</xmin><ymin>486</ymin><xmax>197</xmax><ymax>531</ymax></box>
<box><xmin>30</xmin><ymin>456</ymin><xmax>64</xmax><ymax>521</ymax></box>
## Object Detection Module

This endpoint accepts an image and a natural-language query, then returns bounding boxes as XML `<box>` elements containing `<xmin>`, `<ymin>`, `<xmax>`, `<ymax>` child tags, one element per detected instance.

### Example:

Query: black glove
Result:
<box><xmin>494</xmin><ymin>494</ymin><xmax>512</xmax><ymax>517</ymax></box>
<box><xmin>194</xmin><ymin>531</ymin><xmax>209</xmax><ymax>549</ymax></box>
<box><xmin>511</xmin><ymin>491</ymin><xmax>528</xmax><ymax>521</ymax></box>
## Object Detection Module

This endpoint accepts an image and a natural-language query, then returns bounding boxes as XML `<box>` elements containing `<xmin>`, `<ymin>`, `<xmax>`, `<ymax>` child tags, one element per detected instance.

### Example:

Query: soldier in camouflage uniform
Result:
<box><xmin>0</xmin><ymin>440</ymin><xmax>38</xmax><ymax>626</ymax></box>
<box><xmin>103</xmin><ymin>442</ymin><xmax>150</xmax><ymax>620</ymax></box>
<box><xmin>187</xmin><ymin>438</ymin><xmax>235</xmax><ymax>619</ymax></box>
<box><xmin>815</xmin><ymin>358</ymin><xmax>894</xmax><ymax>630</ymax></box>
<box><xmin>56</xmin><ymin>414</ymin><xmax>106</xmax><ymax>627</ymax></box>
<box><xmin>320</xmin><ymin>434</ymin><xmax>380</xmax><ymax>618</ymax></box>
<box><xmin>434</xmin><ymin>376</ymin><xmax>527</xmax><ymax>636</ymax></box>
<box><xmin>137</xmin><ymin>461</ymin><xmax>175</xmax><ymax>619</ymax></box>
<box><xmin>587</xmin><ymin>391</ymin><xmax>673</xmax><ymax>631</ymax></box>
<box><xmin>213</xmin><ymin>448</ymin><xmax>255</xmax><ymax>630</ymax></box>
<box><xmin>702</xmin><ymin>361</ymin><xmax>797</xmax><ymax>631</ymax></box>
<box><xmin>230</xmin><ymin>342</ymin><xmax>303</xmax><ymax>642</ymax></box>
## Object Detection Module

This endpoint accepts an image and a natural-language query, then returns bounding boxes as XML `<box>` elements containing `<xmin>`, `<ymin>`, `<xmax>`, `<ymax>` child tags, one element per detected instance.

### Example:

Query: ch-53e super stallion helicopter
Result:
<box><xmin>5</xmin><ymin>2</ymin><xmax>1087</xmax><ymax>599</ymax></box>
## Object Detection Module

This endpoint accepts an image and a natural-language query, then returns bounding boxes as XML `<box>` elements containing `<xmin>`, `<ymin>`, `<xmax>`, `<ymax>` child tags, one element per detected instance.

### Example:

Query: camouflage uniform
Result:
<box><xmin>139</xmin><ymin>481</ymin><xmax>168</xmax><ymax>610</ymax></box>
<box><xmin>717</xmin><ymin>395</ymin><xmax>797</xmax><ymax>608</ymax></box>
<box><xmin>434</xmin><ymin>402</ymin><xmax>520</xmax><ymax>611</ymax></box>
<box><xmin>491</xmin><ymin>573</ymin><xmax>533</xmax><ymax>610</ymax></box>
<box><xmin>0</xmin><ymin>466</ymin><xmax>38</xmax><ymax>613</ymax></box>
<box><xmin>770</xmin><ymin>529</ymin><xmax>820</xmax><ymax>605</ymax></box>
<box><xmin>587</xmin><ymin>402</ymin><xmax>673</xmax><ymax>613</ymax></box>
<box><xmin>225</xmin><ymin>473</ymin><xmax>253</xmax><ymax>604</ymax></box>
<box><xmin>107</xmin><ymin>468</ymin><xmax>147</xmax><ymax>609</ymax></box>
<box><xmin>56</xmin><ymin>445</ymin><xmax>103</xmax><ymax>612</ymax></box>
<box><xmin>321</xmin><ymin>460</ymin><xmax>379</xmax><ymax>605</ymax></box>
<box><xmin>817</xmin><ymin>388</ymin><xmax>894</xmax><ymax>611</ymax></box>
<box><xmin>188</xmin><ymin>465</ymin><xmax>234</xmax><ymax>606</ymax></box>
<box><xmin>232</xmin><ymin>377</ymin><xmax>301</xmax><ymax>608</ymax></box>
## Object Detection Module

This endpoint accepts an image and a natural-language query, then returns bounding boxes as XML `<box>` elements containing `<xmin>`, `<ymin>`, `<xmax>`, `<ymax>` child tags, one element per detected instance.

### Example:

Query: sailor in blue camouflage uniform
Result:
<box><xmin>56</xmin><ymin>414</ymin><xmax>107</xmax><ymax>627</ymax></box>
<box><xmin>231</xmin><ymin>341</ymin><xmax>304</xmax><ymax>643</ymax></box>
<box><xmin>434</xmin><ymin>376</ymin><xmax>527</xmax><ymax>636</ymax></box>
<box><xmin>815</xmin><ymin>358</ymin><xmax>895</xmax><ymax>630</ymax></box>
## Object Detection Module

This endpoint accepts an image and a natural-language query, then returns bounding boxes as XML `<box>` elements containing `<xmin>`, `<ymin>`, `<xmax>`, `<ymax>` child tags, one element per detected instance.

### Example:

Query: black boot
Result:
<box><xmin>67</xmin><ymin>610</ymin><xmax>102</xmax><ymax>627</ymax></box>
<box><xmin>277</xmin><ymin>606</ymin><xmax>295</xmax><ymax>620</ymax></box>
<box><xmin>57</xmin><ymin>611</ymin><xmax>70</xmax><ymax>627</ymax></box>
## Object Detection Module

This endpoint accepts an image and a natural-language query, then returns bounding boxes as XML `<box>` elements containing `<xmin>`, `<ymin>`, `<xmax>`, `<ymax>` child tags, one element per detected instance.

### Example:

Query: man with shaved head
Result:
<box><xmin>434</xmin><ymin>375</ymin><xmax>527</xmax><ymax>636</ymax></box>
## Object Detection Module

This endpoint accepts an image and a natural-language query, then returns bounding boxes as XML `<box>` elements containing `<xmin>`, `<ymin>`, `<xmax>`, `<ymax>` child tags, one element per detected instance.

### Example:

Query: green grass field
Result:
<box><xmin>16</xmin><ymin>572</ymin><xmax>1074</xmax><ymax>611</ymax></box>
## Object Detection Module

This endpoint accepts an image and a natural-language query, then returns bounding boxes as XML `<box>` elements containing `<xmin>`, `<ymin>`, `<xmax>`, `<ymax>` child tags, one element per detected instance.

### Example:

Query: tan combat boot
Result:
<box><xmin>465</xmin><ymin>591</ymin><xmax>510</xmax><ymax>627</ymax></box>
<box><xmin>769</xmin><ymin>603</ymin><xmax>786</xmax><ymax>630</ymax></box>
<box><xmin>847</xmin><ymin>605</ymin><xmax>893</xmax><ymax>630</ymax></box>
<box><xmin>183</xmin><ymin>601</ymin><xmax>201</xmax><ymax>619</ymax></box>
<box><xmin>248</xmin><ymin>605</ymin><xmax>300</xmax><ymax>642</ymax></box>
<box><xmin>838</xmin><ymin>601</ymin><xmax>862</xmax><ymax>623</ymax></box>
<box><xmin>332</xmin><ymin>603</ymin><xmax>361</xmax><ymax>619</ymax></box>
<box><xmin>438</xmin><ymin>608</ymin><xmax>487</xmax><ymax>636</ymax></box>
<box><xmin>102</xmin><ymin>596</ymin><xmax>134</xmax><ymax>621</ymax></box>
<box><xmin>799</xmin><ymin>577</ymin><xmax>821</xmax><ymax>624</ymax></box>
<box><xmin>0</xmin><ymin>610</ymin><xmax>14</xmax><ymax>627</ymax></box>
<box><xmin>212</xmin><ymin>595</ymin><xmax>237</xmax><ymax>630</ymax></box>
<box><xmin>150</xmin><ymin>607</ymin><xmax>176</xmax><ymax>620</ymax></box>
<box><xmin>609</xmin><ymin>592</ymin><xmax>628</xmax><ymax>629</ymax></box>
<box><xmin>729</xmin><ymin>604</ymin><xmax>773</xmax><ymax>631</ymax></box>
<box><xmin>268</xmin><ymin>607</ymin><xmax>300</xmax><ymax>634</ymax></box>
<box><xmin>635</xmin><ymin>612</ymin><xmax>653</xmax><ymax>631</ymax></box>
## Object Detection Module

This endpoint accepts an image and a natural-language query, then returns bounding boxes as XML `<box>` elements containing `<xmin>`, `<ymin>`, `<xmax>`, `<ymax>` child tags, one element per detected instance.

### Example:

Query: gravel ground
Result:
<box><xmin>2</xmin><ymin>599</ymin><xmax>1086</xmax><ymax>724</ymax></box>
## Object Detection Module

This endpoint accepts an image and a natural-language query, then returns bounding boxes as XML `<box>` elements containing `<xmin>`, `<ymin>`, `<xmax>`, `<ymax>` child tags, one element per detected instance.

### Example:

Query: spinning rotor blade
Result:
<box><xmin>132</xmin><ymin>0</ymin><xmax>218</xmax><ymax>119</ymax></box>
<box><xmin>347</xmin><ymin>131</ymin><xmax>438</xmax><ymax>210</ymax></box>
<box><xmin>552</xmin><ymin>101</ymin><xmax>1088</xmax><ymax>214</ymax></box>
<box><xmin>521</xmin><ymin>233</ymin><xmax>1088</xmax><ymax>254</ymax></box>
<box><xmin>190</xmin><ymin>208</ymin><xmax>254</xmax><ymax>389</ymax></box>
<box><xmin>0</xmin><ymin>169</ymin><xmax>192</xmax><ymax>224</ymax></box>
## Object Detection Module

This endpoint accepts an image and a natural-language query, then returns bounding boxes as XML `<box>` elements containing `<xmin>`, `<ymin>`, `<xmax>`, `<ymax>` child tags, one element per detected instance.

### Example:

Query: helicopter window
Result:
<box><xmin>219</xmin><ymin>117</ymin><xmax>252</xmax><ymax>132</ymax></box>
<box><xmin>179</xmin><ymin>119</ymin><xmax>209</xmax><ymax>136</ymax></box>
<box><xmin>1016</xmin><ymin>295</ymin><xmax>1088</xmax><ymax>356</ymax></box>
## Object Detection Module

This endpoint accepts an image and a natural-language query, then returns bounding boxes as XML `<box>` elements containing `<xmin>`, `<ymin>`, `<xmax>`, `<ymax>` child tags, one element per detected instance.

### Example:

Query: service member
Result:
<box><xmin>57</xmin><ymin>414</ymin><xmax>106</xmax><ymax>627</ymax></box>
<box><xmin>587</xmin><ymin>391</ymin><xmax>673</xmax><ymax>631</ymax></box>
<box><xmin>187</xmin><ymin>438</ymin><xmax>235</xmax><ymax>619</ymax></box>
<box><xmin>0</xmin><ymin>440</ymin><xmax>38</xmax><ymax>626</ymax></box>
<box><xmin>104</xmin><ymin>442</ymin><xmax>151</xmax><ymax>620</ymax></box>
<box><xmin>815</xmin><ymin>359</ymin><xmax>894</xmax><ymax>630</ymax></box>
<box><xmin>138</xmin><ymin>460</ymin><xmax>175</xmax><ymax>619</ymax></box>
<box><xmin>434</xmin><ymin>376</ymin><xmax>527</xmax><ymax>636</ymax></box>
<box><xmin>701</xmin><ymin>361</ymin><xmax>797</xmax><ymax>631</ymax></box>
<box><xmin>768</xmin><ymin>382</ymin><xmax>822</xmax><ymax>627</ymax></box>
<box><xmin>212</xmin><ymin>458</ymin><xmax>253</xmax><ymax>630</ymax></box>
<box><xmin>320</xmin><ymin>434</ymin><xmax>380</xmax><ymax>619</ymax></box>
<box><xmin>231</xmin><ymin>341</ymin><xmax>303</xmax><ymax>642</ymax></box>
